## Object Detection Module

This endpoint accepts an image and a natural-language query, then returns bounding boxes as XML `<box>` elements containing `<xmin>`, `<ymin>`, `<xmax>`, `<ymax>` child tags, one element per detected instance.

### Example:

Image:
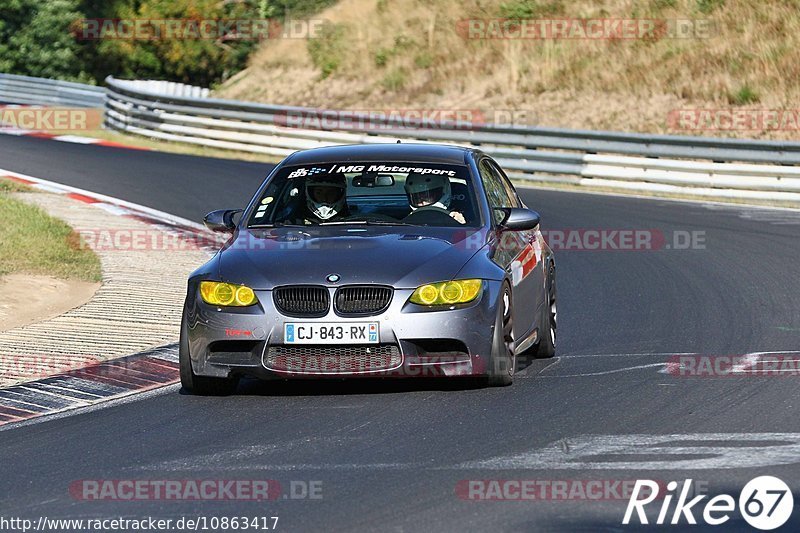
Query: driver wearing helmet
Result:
<box><xmin>404</xmin><ymin>173</ymin><xmax>465</xmax><ymax>224</ymax></box>
<box><xmin>303</xmin><ymin>175</ymin><xmax>349</xmax><ymax>223</ymax></box>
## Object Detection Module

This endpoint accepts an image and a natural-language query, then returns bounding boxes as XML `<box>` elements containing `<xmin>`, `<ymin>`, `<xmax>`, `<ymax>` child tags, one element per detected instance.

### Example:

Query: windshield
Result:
<box><xmin>247</xmin><ymin>162</ymin><xmax>480</xmax><ymax>228</ymax></box>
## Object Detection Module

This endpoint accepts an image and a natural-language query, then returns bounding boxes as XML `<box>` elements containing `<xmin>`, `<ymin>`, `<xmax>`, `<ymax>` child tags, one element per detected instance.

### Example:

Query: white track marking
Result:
<box><xmin>517</xmin><ymin>184</ymin><xmax>800</xmax><ymax>213</ymax></box>
<box><xmin>565</xmin><ymin>352</ymin><xmax>698</xmax><ymax>358</ymax></box>
<box><xmin>134</xmin><ymin>433</ymin><xmax>800</xmax><ymax>473</ymax></box>
<box><xmin>0</xmin><ymin>382</ymin><xmax>180</xmax><ymax>432</ymax></box>
<box><xmin>0</xmin><ymin>168</ymin><xmax>207</xmax><ymax>231</ymax></box>
<box><xmin>541</xmin><ymin>363</ymin><xmax>668</xmax><ymax>377</ymax></box>
<box><xmin>51</xmin><ymin>135</ymin><xmax>99</xmax><ymax>144</ymax></box>
<box><xmin>461</xmin><ymin>433</ymin><xmax>800</xmax><ymax>471</ymax></box>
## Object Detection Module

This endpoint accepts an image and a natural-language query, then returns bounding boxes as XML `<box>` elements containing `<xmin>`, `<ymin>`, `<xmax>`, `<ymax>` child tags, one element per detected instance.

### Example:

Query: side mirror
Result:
<box><xmin>203</xmin><ymin>209</ymin><xmax>242</xmax><ymax>233</ymax></box>
<box><xmin>496</xmin><ymin>207</ymin><xmax>541</xmax><ymax>231</ymax></box>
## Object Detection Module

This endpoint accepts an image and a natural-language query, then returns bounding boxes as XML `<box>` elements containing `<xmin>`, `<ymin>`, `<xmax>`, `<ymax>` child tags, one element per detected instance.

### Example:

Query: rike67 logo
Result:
<box><xmin>623</xmin><ymin>476</ymin><xmax>793</xmax><ymax>530</ymax></box>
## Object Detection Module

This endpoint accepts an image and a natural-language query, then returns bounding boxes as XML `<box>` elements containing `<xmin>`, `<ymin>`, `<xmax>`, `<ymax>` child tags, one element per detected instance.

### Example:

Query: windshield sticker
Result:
<box><xmin>288</xmin><ymin>167</ymin><xmax>330</xmax><ymax>179</ymax></box>
<box><xmin>255</xmin><ymin>196</ymin><xmax>272</xmax><ymax>218</ymax></box>
<box><xmin>328</xmin><ymin>164</ymin><xmax>457</xmax><ymax>176</ymax></box>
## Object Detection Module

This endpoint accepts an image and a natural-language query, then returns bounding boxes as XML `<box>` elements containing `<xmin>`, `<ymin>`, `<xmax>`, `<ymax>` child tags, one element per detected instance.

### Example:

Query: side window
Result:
<box><xmin>489</xmin><ymin>161</ymin><xmax>521</xmax><ymax>208</ymax></box>
<box><xmin>479</xmin><ymin>159</ymin><xmax>516</xmax><ymax>224</ymax></box>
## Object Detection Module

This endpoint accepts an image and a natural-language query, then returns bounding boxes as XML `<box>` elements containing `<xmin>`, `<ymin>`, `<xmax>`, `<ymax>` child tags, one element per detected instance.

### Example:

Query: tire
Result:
<box><xmin>487</xmin><ymin>283</ymin><xmax>515</xmax><ymax>386</ymax></box>
<box><xmin>532</xmin><ymin>262</ymin><xmax>557</xmax><ymax>358</ymax></box>
<box><xmin>179</xmin><ymin>321</ymin><xmax>239</xmax><ymax>396</ymax></box>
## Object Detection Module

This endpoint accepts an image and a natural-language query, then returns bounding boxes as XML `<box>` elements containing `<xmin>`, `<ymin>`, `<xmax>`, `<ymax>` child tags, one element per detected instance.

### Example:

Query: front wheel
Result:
<box><xmin>487</xmin><ymin>284</ymin><xmax>515</xmax><ymax>386</ymax></box>
<box><xmin>532</xmin><ymin>263</ymin><xmax>556</xmax><ymax>358</ymax></box>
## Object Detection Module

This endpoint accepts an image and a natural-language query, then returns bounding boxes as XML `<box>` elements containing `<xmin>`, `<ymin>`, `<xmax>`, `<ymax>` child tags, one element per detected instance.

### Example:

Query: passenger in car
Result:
<box><xmin>404</xmin><ymin>173</ymin><xmax>466</xmax><ymax>224</ymax></box>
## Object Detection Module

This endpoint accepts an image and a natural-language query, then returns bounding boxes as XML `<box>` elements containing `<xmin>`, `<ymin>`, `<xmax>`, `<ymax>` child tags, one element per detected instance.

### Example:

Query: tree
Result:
<box><xmin>81</xmin><ymin>0</ymin><xmax>259</xmax><ymax>87</ymax></box>
<box><xmin>0</xmin><ymin>0</ymin><xmax>336</xmax><ymax>86</ymax></box>
<box><xmin>0</xmin><ymin>0</ymin><xmax>93</xmax><ymax>82</ymax></box>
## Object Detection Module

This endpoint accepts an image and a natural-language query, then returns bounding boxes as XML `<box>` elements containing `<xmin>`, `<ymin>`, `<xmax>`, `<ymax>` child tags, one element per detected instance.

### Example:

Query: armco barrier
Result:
<box><xmin>0</xmin><ymin>73</ymin><xmax>105</xmax><ymax>108</ymax></box>
<box><xmin>3</xmin><ymin>72</ymin><xmax>800</xmax><ymax>203</ymax></box>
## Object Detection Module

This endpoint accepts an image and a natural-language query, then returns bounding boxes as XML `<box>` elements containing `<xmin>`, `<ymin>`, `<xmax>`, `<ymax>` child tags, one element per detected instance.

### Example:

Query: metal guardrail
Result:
<box><xmin>0</xmin><ymin>73</ymin><xmax>105</xmax><ymax>108</ymax></box>
<box><xmin>102</xmin><ymin>76</ymin><xmax>800</xmax><ymax>202</ymax></box>
<box><xmin>108</xmin><ymin>79</ymin><xmax>209</xmax><ymax>99</ymax></box>
<box><xmin>3</xmin><ymin>73</ymin><xmax>800</xmax><ymax>203</ymax></box>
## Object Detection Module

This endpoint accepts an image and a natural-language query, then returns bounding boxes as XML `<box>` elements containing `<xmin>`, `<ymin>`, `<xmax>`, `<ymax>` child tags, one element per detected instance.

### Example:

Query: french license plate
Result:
<box><xmin>284</xmin><ymin>322</ymin><xmax>379</xmax><ymax>344</ymax></box>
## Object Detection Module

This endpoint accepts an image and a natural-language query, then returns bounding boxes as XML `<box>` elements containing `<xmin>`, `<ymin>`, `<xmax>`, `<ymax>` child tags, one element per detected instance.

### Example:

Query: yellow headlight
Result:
<box><xmin>200</xmin><ymin>281</ymin><xmax>258</xmax><ymax>307</ymax></box>
<box><xmin>441</xmin><ymin>281</ymin><xmax>463</xmax><ymax>303</ymax></box>
<box><xmin>235</xmin><ymin>286</ymin><xmax>256</xmax><ymax>306</ymax></box>
<box><xmin>215</xmin><ymin>284</ymin><xmax>235</xmax><ymax>305</ymax></box>
<box><xmin>417</xmin><ymin>284</ymin><xmax>439</xmax><ymax>305</ymax></box>
<box><xmin>409</xmin><ymin>279</ymin><xmax>483</xmax><ymax>306</ymax></box>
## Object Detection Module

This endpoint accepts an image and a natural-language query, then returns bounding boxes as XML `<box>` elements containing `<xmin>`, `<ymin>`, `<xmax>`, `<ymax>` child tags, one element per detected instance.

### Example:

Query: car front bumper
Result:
<box><xmin>183</xmin><ymin>280</ymin><xmax>504</xmax><ymax>380</ymax></box>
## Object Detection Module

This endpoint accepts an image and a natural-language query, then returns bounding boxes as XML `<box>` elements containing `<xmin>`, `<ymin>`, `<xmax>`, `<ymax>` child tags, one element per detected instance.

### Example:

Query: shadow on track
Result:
<box><xmin>200</xmin><ymin>376</ymin><xmax>488</xmax><ymax>397</ymax></box>
<box><xmin>178</xmin><ymin>356</ymin><xmax>553</xmax><ymax>397</ymax></box>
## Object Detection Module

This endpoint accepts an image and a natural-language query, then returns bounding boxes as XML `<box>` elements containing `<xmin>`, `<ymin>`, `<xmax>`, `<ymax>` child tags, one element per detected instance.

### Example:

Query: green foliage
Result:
<box><xmin>307</xmin><ymin>22</ymin><xmax>346</xmax><ymax>78</ymax></box>
<box><xmin>0</xmin><ymin>189</ymin><xmax>101</xmax><ymax>282</ymax></box>
<box><xmin>0</xmin><ymin>178</ymin><xmax>32</xmax><ymax>193</ymax></box>
<box><xmin>374</xmin><ymin>48</ymin><xmax>391</xmax><ymax>67</ymax></box>
<box><xmin>651</xmin><ymin>0</ymin><xmax>678</xmax><ymax>9</ymax></box>
<box><xmin>728</xmin><ymin>84</ymin><xmax>759</xmax><ymax>105</ymax></box>
<box><xmin>373</xmin><ymin>34</ymin><xmax>416</xmax><ymax>68</ymax></box>
<box><xmin>0</xmin><ymin>0</ymin><xmax>93</xmax><ymax>82</ymax></box>
<box><xmin>382</xmin><ymin>67</ymin><xmax>407</xmax><ymax>91</ymax></box>
<box><xmin>393</xmin><ymin>34</ymin><xmax>414</xmax><ymax>49</ymax></box>
<box><xmin>258</xmin><ymin>0</ymin><xmax>337</xmax><ymax>18</ymax></box>
<box><xmin>696</xmin><ymin>0</ymin><xmax>725</xmax><ymax>14</ymax></box>
<box><xmin>498</xmin><ymin>0</ymin><xmax>564</xmax><ymax>19</ymax></box>
<box><xmin>414</xmin><ymin>52</ymin><xmax>434</xmax><ymax>69</ymax></box>
<box><xmin>81</xmin><ymin>0</ymin><xmax>259</xmax><ymax>87</ymax></box>
<box><xmin>0</xmin><ymin>0</ymin><xmax>336</xmax><ymax>86</ymax></box>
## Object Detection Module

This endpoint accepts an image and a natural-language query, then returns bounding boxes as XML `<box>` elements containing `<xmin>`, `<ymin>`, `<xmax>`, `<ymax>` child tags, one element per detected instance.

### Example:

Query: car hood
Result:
<box><xmin>217</xmin><ymin>226</ymin><xmax>488</xmax><ymax>289</ymax></box>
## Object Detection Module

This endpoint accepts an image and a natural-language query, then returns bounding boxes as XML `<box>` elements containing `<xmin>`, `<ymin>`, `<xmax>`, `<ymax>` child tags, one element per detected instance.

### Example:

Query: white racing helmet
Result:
<box><xmin>305</xmin><ymin>176</ymin><xmax>347</xmax><ymax>220</ymax></box>
<box><xmin>404</xmin><ymin>173</ymin><xmax>451</xmax><ymax>210</ymax></box>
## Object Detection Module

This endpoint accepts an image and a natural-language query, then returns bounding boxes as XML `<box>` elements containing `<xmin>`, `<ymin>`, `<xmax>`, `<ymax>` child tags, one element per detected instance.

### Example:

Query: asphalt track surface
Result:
<box><xmin>1</xmin><ymin>134</ymin><xmax>800</xmax><ymax>531</ymax></box>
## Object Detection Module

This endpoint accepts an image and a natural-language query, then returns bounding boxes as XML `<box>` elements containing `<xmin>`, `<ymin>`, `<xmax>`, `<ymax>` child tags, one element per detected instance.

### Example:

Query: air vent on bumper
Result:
<box><xmin>265</xmin><ymin>344</ymin><xmax>402</xmax><ymax>374</ymax></box>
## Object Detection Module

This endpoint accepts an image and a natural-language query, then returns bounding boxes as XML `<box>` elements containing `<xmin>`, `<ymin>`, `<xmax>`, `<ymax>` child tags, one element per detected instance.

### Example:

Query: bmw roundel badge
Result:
<box><xmin>326</xmin><ymin>273</ymin><xmax>341</xmax><ymax>283</ymax></box>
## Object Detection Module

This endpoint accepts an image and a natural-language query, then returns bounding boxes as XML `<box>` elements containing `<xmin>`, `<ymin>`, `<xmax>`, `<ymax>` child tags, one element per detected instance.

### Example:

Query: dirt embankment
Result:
<box><xmin>217</xmin><ymin>0</ymin><xmax>800</xmax><ymax>140</ymax></box>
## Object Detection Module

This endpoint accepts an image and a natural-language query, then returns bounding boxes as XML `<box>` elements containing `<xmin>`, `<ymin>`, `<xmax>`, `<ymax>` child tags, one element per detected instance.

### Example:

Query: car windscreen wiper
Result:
<box><xmin>317</xmin><ymin>219</ymin><xmax>414</xmax><ymax>226</ymax></box>
<box><xmin>247</xmin><ymin>222</ymin><xmax>306</xmax><ymax>228</ymax></box>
